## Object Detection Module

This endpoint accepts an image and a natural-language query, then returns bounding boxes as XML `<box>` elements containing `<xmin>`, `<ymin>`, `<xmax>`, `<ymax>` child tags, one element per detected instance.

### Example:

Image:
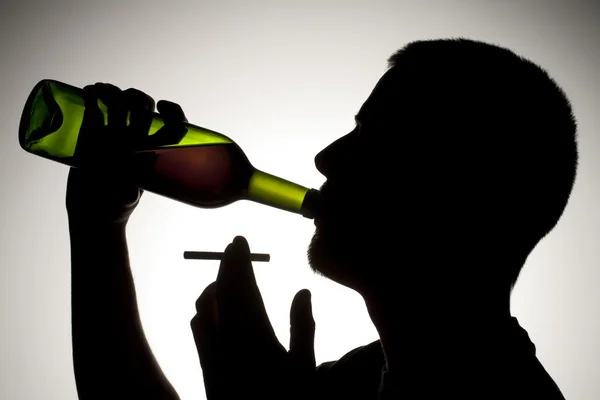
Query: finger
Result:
<box><xmin>147</xmin><ymin>100</ymin><xmax>188</xmax><ymax>148</ymax></box>
<box><xmin>81</xmin><ymin>84</ymin><xmax>105</xmax><ymax>129</ymax></box>
<box><xmin>77</xmin><ymin>85</ymin><xmax>104</xmax><ymax>163</ymax></box>
<box><xmin>217</xmin><ymin>236</ymin><xmax>257</xmax><ymax>288</ymax></box>
<box><xmin>85</xmin><ymin>83</ymin><xmax>128</xmax><ymax>165</ymax></box>
<box><xmin>157</xmin><ymin>99</ymin><xmax>188</xmax><ymax>123</ymax></box>
<box><xmin>194</xmin><ymin>281</ymin><xmax>219</xmax><ymax>321</ymax></box>
<box><xmin>93</xmin><ymin>84</ymin><xmax>141</xmax><ymax>174</ymax></box>
<box><xmin>191</xmin><ymin>282</ymin><xmax>219</xmax><ymax>362</ymax></box>
<box><xmin>123</xmin><ymin>88</ymin><xmax>156</xmax><ymax>149</ymax></box>
<box><xmin>289</xmin><ymin>289</ymin><xmax>316</xmax><ymax>370</ymax></box>
<box><xmin>216</xmin><ymin>236</ymin><xmax>277</xmax><ymax>341</ymax></box>
<box><xmin>124</xmin><ymin>88</ymin><xmax>156</xmax><ymax>112</ymax></box>
<box><xmin>191</xmin><ymin>282</ymin><xmax>222</xmax><ymax>399</ymax></box>
<box><xmin>72</xmin><ymin>84</ymin><xmax>143</xmax><ymax>211</ymax></box>
<box><xmin>96</xmin><ymin>83</ymin><xmax>128</xmax><ymax>131</ymax></box>
<box><xmin>82</xmin><ymin>83</ymin><xmax>102</xmax><ymax>118</ymax></box>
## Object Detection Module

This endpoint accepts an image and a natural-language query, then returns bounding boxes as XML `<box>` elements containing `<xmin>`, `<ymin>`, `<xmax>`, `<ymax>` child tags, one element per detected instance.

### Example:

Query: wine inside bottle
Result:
<box><xmin>19</xmin><ymin>79</ymin><xmax>321</xmax><ymax>218</ymax></box>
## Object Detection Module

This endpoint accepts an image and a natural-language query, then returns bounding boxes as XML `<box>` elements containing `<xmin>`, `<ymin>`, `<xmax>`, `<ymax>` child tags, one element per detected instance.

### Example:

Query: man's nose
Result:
<box><xmin>314</xmin><ymin>147</ymin><xmax>328</xmax><ymax>176</ymax></box>
<box><xmin>314</xmin><ymin>134</ymin><xmax>351</xmax><ymax>177</ymax></box>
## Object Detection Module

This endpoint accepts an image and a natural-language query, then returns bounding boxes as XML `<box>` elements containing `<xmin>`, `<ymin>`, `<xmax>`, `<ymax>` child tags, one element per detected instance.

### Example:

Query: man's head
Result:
<box><xmin>307</xmin><ymin>38</ymin><xmax>578</xmax><ymax>297</ymax></box>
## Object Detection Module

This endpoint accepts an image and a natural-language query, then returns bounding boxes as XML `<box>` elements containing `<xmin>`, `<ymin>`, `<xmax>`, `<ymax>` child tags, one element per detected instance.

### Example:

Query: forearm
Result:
<box><xmin>69</xmin><ymin>219</ymin><xmax>178</xmax><ymax>399</ymax></box>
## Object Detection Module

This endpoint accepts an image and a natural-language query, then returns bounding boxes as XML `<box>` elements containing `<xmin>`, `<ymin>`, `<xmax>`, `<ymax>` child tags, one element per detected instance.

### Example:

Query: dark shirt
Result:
<box><xmin>314</xmin><ymin>317</ymin><xmax>566</xmax><ymax>399</ymax></box>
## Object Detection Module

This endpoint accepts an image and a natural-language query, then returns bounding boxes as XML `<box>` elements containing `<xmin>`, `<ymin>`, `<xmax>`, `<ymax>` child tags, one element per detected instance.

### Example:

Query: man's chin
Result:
<box><xmin>307</xmin><ymin>231</ymin><xmax>326</xmax><ymax>274</ymax></box>
<box><xmin>307</xmin><ymin>231</ymin><xmax>358</xmax><ymax>288</ymax></box>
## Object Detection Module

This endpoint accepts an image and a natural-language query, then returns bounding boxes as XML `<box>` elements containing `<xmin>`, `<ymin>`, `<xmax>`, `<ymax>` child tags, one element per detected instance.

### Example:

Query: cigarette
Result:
<box><xmin>183</xmin><ymin>251</ymin><xmax>271</xmax><ymax>262</ymax></box>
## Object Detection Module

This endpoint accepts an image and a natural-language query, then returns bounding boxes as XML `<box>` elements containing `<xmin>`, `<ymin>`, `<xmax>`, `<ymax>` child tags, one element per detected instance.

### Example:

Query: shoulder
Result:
<box><xmin>483</xmin><ymin>317</ymin><xmax>567</xmax><ymax>399</ymax></box>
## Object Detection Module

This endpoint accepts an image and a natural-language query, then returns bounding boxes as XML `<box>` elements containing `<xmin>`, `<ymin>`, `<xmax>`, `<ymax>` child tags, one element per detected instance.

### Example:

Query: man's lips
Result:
<box><xmin>314</xmin><ymin>217</ymin><xmax>322</xmax><ymax>228</ymax></box>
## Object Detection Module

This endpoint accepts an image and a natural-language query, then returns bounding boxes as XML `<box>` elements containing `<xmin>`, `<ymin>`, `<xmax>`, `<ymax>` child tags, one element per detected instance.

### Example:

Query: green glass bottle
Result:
<box><xmin>19</xmin><ymin>79</ymin><xmax>321</xmax><ymax>218</ymax></box>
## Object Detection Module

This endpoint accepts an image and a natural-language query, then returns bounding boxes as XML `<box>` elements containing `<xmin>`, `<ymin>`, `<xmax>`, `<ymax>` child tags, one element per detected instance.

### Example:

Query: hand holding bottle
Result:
<box><xmin>65</xmin><ymin>82</ymin><xmax>188</xmax><ymax>225</ymax></box>
<box><xmin>66</xmin><ymin>83</ymin><xmax>186</xmax><ymax>399</ymax></box>
<box><xmin>191</xmin><ymin>236</ymin><xmax>316</xmax><ymax>399</ymax></box>
<box><xmin>21</xmin><ymin>79</ymin><xmax>322</xmax><ymax>218</ymax></box>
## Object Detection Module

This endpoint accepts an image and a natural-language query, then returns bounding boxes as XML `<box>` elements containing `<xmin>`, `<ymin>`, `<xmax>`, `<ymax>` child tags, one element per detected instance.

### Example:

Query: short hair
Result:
<box><xmin>386</xmin><ymin>38</ymin><xmax>578</xmax><ymax>288</ymax></box>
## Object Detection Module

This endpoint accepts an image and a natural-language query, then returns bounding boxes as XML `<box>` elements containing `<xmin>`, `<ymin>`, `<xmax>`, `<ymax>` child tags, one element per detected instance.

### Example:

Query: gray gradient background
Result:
<box><xmin>1</xmin><ymin>1</ymin><xmax>598</xmax><ymax>399</ymax></box>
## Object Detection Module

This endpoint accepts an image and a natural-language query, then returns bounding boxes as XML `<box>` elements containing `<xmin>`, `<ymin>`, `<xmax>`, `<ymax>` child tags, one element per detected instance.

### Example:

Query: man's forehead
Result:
<box><xmin>356</xmin><ymin>68</ymin><xmax>400</xmax><ymax>122</ymax></box>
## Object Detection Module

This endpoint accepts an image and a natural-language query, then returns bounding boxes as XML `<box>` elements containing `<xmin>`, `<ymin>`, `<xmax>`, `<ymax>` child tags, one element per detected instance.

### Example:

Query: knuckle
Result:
<box><xmin>105</xmin><ymin>82</ymin><xmax>122</xmax><ymax>92</ymax></box>
<box><xmin>124</xmin><ymin>88</ymin><xmax>155</xmax><ymax>111</ymax></box>
<box><xmin>195</xmin><ymin>297</ymin><xmax>204</xmax><ymax>312</ymax></box>
<box><xmin>190</xmin><ymin>314</ymin><xmax>200</xmax><ymax>328</ymax></box>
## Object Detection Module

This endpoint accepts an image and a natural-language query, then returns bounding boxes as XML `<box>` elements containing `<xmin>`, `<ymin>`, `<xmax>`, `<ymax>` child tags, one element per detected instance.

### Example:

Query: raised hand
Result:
<box><xmin>191</xmin><ymin>236</ymin><xmax>316</xmax><ymax>400</ymax></box>
<box><xmin>66</xmin><ymin>82</ymin><xmax>187</xmax><ymax>225</ymax></box>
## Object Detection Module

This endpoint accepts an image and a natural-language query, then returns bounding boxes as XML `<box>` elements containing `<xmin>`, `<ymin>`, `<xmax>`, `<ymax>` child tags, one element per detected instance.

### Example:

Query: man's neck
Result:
<box><xmin>362</xmin><ymin>283</ymin><xmax>512</xmax><ymax>373</ymax></box>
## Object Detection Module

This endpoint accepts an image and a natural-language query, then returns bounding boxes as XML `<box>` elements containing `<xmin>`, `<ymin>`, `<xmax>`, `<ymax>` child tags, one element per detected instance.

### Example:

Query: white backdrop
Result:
<box><xmin>1</xmin><ymin>1</ymin><xmax>598</xmax><ymax>399</ymax></box>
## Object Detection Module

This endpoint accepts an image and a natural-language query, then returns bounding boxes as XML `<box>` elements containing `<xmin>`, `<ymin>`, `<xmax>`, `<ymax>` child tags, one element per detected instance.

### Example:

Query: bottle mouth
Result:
<box><xmin>301</xmin><ymin>188</ymin><xmax>324</xmax><ymax>219</ymax></box>
<box><xmin>19</xmin><ymin>80</ymin><xmax>64</xmax><ymax>151</ymax></box>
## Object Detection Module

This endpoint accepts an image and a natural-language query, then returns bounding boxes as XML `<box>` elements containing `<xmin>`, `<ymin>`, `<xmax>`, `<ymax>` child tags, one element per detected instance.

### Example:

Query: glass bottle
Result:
<box><xmin>19</xmin><ymin>79</ymin><xmax>321</xmax><ymax>218</ymax></box>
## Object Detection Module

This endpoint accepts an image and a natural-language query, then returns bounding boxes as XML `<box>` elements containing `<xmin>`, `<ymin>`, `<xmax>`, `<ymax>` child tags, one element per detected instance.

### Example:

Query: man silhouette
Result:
<box><xmin>68</xmin><ymin>38</ymin><xmax>577</xmax><ymax>399</ymax></box>
<box><xmin>303</xmin><ymin>38</ymin><xmax>577</xmax><ymax>399</ymax></box>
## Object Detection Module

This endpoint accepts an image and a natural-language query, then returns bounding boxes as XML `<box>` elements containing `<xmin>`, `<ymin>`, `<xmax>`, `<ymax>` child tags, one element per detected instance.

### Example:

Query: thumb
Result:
<box><xmin>289</xmin><ymin>289</ymin><xmax>316</xmax><ymax>370</ymax></box>
<box><xmin>191</xmin><ymin>282</ymin><xmax>219</xmax><ymax>371</ymax></box>
<box><xmin>190</xmin><ymin>282</ymin><xmax>223</xmax><ymax>400</ymax></box>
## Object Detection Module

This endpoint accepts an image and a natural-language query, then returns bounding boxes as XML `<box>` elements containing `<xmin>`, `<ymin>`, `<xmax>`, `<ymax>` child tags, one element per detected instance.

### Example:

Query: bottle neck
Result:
<box><xmin>246</xmin><ymin>170</ymin><xmax>320</xmax><ymax>218</ymax></box>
